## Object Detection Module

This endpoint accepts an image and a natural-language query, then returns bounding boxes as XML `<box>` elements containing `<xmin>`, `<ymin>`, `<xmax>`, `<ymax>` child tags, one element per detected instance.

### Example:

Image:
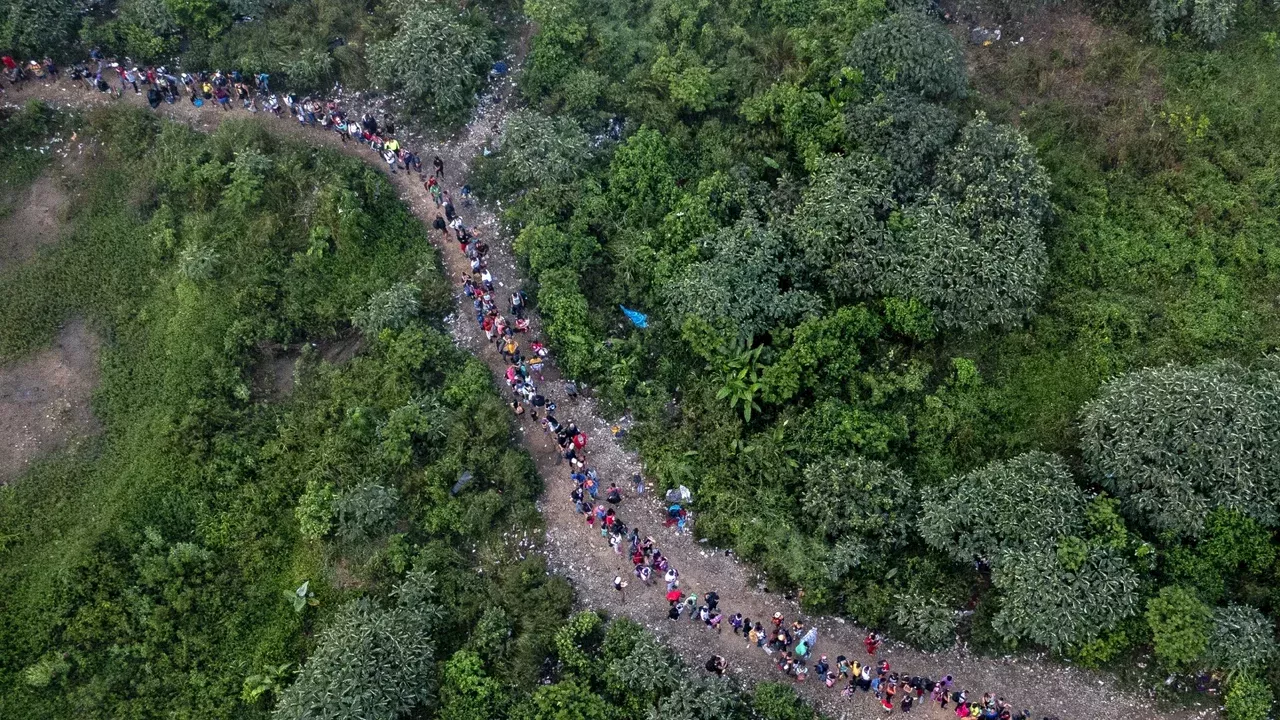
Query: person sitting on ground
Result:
<box><xmin>705</xmin><ymin>655</ymin><xmax>728</xmax><ymax>676</ymax></box>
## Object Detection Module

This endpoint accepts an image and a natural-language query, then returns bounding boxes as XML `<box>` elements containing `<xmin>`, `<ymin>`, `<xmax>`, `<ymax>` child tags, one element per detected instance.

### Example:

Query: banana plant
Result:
<box><xmin>712</xmin><ymin>340</ymin><xmax>766</xmax><ymax>422</ymax></box>
<box><xmin>241</xmin><ymin>663</ymin><xmax>292</xmax><ymax>703</ymax></box>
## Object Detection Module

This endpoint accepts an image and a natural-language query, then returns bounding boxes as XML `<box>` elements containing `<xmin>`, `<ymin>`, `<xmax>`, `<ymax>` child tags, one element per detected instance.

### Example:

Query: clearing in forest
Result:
<box><xmin>0</xmin><ymin>318</ymin><xmax>99</xmax><ymax>483</ymax></box>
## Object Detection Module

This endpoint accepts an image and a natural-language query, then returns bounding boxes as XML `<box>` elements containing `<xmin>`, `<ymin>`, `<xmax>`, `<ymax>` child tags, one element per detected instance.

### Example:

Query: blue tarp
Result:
<box><xmin>620</xmin><ymin>305</ymin><xmax>649</xmax><ymax>328</ymax></box>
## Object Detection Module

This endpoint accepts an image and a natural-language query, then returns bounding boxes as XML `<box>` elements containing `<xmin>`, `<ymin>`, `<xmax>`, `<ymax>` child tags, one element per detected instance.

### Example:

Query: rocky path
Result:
<box><xmin>3</xmin><ymin>78</ymin><xmax>1210</xmax><ymax>720</ymax></box>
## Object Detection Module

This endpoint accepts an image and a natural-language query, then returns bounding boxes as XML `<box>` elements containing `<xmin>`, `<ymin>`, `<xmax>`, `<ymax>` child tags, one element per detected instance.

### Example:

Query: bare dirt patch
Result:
<box><xmin>955</xmin><ymin>3</ymin><xmax>1171</xmax><ymax>167</ymax></box>
<box><xmin>0</xmin><ymin>167</ymin><xmax>73</xmax><ymax>273</ymax></box>
<box><xmin>0</xmin><ymin>318</ymin><xmax>100</xmax><ymax>482</ymax></box>
<box><xmin>251</xmin><ymin>333</ymin><xmax>365</xmax><ymax>401</ymax></box>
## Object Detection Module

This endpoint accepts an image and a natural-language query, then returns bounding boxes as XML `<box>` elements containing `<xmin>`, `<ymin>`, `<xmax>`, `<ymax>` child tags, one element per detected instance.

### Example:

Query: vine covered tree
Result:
<box><xmin>891</xmin><ymin>113</ymin><xmax>1051</xmax><ymax>332</ymax></box>
<box><xmin>368</xmin><ymin>0</ymin><xmax>494</xmax><ymax>120</ymax></box>
<box><xmin>494</xmin><ymin>110</ymin><xmax>593</xmax><ymax>193</ymax></box>
<box><xmin>1207</xmin><ymin>604</ymin><xmax>1278</xmax><ymax>675</ymax></box>
<box><xmin>847</xmin><ymin>12</ymin><xmax>967</xmax><ymax>100</ymax></box>
<box><xmin>846</xmin><ymin>92</ymin><xmax>960</xmax><ymax>199</ymax></box>
<box><xmin>664</xmin><ymin>218</ymin><xmax>822</xmax><ymax>340</ymax></box>
<box><xmin>788</xmin><ymin>153</ymin><xmax>894</xmax><ymax>301</ymax></box>
<box><xmin>801</xmin><ymin>456</ymin><xmax>917</xmax><ymax>559</ymax></box>
<box><xmin>273</xmin><ymin>570</ymin><xmax>441</xmax><ymax>720</ymax></box>
<box><xmin>919</xmin><ymin>451</ymin><xmax>1086</xmax><ymax>564</ymax></box>
<box><xmin>992</xmin><ymin>541</ymin><xmax>1140</xmax><ymax>651</ymax></box>
<box><xmin>1080</xmin><ymin>361</ymin><xmax>1280</xmax><ymax>537</ymax></box>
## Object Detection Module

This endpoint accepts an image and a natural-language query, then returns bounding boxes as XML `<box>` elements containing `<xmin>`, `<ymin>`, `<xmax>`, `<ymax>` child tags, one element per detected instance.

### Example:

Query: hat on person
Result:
<box><xmin>773</xmin><ymin>612</ymin><xmax>783</xmax><ymax>619</ymax></box>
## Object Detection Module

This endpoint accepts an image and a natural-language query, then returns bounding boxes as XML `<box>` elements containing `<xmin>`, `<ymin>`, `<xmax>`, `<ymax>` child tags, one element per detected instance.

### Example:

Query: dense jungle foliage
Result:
<box><xmin>6</xmin><ymin>0</ymin><xmax>1280</xmax><ymax>714</ymax></box>
<box><xmin>0</xmin><ymin>105</ymin><xmax>833</xmax><ymax>720</ymax></box>
<box><xmin>468</xmin><ymin>0</ymin><xmax>1280</xmax><ymax>710</ymax></box>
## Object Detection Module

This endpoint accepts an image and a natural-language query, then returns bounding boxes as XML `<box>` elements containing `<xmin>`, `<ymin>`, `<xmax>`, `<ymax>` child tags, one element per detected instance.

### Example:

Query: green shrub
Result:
<box><xmin>334</xmin><ymin>482</ymin><xmax>400</xmax><ymax>543</ymax></box>
<box><xmin>891</xmin><ymin>591</ymin><xmax>958</xmax><ymax>650</ymax></box>
<box><xmin>536</xmin><ymin>268</ymin><xmax>599</xmax><ymax>379</ymax></box>
<box><xmin>1225</xmin><ymin>675</ymin><xmax>1274</xmax><ymax>720</ymax></box>
<box><xmin>1149</xmin><ymin>0</ymin><xmax>1239</xmax><ymax>44</ymax></box>
<box><xmin>1146</xmin><ymin>585</ymin><xmax>1211</xmax><ymax>673</ymax></box>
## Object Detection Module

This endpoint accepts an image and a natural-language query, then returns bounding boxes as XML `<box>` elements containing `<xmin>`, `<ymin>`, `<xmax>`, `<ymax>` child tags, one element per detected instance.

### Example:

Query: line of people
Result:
<box><xmin>8</xmin><ymin>46</ymin><xmax>1052</xmax><ymax>720</ymax></box>
<box><xmin>2</xmin><ymin>49</ymin><xmax>447</xmax><ymax>185</ymax></box>
<box><xmin>567</xmin><ymin>462</ymin><xmax>1037</xmax><ymax>720</ymax></box>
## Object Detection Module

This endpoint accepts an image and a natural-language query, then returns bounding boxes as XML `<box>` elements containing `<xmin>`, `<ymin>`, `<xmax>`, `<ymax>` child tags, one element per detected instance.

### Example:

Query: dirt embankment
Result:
<box><xmin>0</xmin><ymin>318</ymin><xmax>100</xmax><ymax>483</ymax></box>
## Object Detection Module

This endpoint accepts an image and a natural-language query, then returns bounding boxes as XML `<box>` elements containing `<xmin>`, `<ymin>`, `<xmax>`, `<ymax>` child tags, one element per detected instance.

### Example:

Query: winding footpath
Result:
<box><xmin>3</xmin><ymin>75</ymin><xmax>1211</xmax><ymax>720</ymax></box>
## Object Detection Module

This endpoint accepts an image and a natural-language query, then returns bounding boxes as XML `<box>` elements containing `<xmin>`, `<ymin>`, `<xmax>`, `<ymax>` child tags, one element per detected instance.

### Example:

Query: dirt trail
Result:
<box><xmin>4</xmin><ymin>79</ymin><xmax>1209</xmax><ymax>720</ymax></box>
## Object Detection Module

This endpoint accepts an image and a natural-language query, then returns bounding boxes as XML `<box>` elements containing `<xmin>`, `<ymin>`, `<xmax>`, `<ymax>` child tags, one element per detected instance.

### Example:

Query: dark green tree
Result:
<box><xmin>846</xmin><ymin>92</ymin><xmax>959</xmax><ymax>199</ymax></box>
<box><xmin>1080</xmin><ymin>361</ymin><xmax>1280</xmax><ymax>537</ymax></box>
<box><xmin>847</xmin><ymin>12</ymin><xmax>967</xmax><ymax>100</ymax></box>
<box><xmin>919</xmin><ymin>451</ymin><xmax>1086</xmax><ymax>564</ymax></box>
<box><xmin>368</xmin><ymin>0</ymin><xmax>494</xmax><ymax>120</ymax></box>
<box><xmin>495</xmin><ymin>110</ymin><xmax>593</xmax><ymax>193</ymax></box>
<box><xmin>801</xmin><ymin>456</ymin><xmax>916</xmax><ymax>561</ymax></box>
<box><xmin>665</xmin><ymin>218</ymin><xmax>822</xmax><ymax>340</ymax></box>
<box><xmin>992</xmin><ymin>541</ymin><xmax>1140</xmax><ymax>651</ymax></box>
<box><xmin>891</xmin><ymin>113</ymin><xmax>1051</xmax><ymax>332</ymax></box>
<box><xmin>1207</xmin><ymin>604</ymin><xmax>1278</xmax><ymax>676</ymax></box>
<box><xmin>273</xmin><ymin>570</ymin><xmax>441</xmax><ymax>720</ymax></box>
<box><xmin>787</xmin><ymin>153</ymin><xmax>895</xmax><ymax>302</ymax></box>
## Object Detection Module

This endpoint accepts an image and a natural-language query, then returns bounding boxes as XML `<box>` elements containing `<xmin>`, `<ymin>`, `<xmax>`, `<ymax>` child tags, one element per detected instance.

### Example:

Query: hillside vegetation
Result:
<box><xmin>473</xmin><ymin>0</ymin><xmax>1280</xmax><ymax>706</ymax></box>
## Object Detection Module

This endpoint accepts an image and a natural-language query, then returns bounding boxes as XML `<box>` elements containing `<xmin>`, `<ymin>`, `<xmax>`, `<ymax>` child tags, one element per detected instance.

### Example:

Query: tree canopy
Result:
<box><xmin>1080</xmin><ymin>362</ymin><xmax>1280</xmax><ymax>537</ymax></box>
<box><xmin>847</xmin><ymin>12</ymin><xmax>968</xmax><ymax>100</ymax></box>
<box><xmin>919</xmin><ymin>451</ymin><xmax>1086</xmax><ymax>564</ymax></box>
<box><xmin>368</xmin><ymin>0</ymin><xmax>495</xmax><ymax>119</ymax></box>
